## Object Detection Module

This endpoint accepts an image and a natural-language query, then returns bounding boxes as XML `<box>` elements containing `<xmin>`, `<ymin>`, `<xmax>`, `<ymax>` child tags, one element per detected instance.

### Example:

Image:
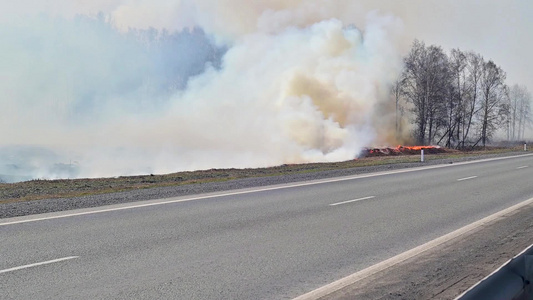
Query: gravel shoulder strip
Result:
<box><xmin>0</xmin><ymin>151</ymin><xmax>527</xmax><ymax>219</ymax></box>
<box><xmin>323</xmin><ymin>201</ymin><xmax>533</xmax><ymax>300</ymax></box>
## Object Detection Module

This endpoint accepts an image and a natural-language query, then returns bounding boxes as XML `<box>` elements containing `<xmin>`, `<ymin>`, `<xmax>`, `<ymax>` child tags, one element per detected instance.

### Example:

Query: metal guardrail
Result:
<box><xmin>456</xmin><ymin>243</ymin><xmax>533</xmax><ymax>300</ymax></box>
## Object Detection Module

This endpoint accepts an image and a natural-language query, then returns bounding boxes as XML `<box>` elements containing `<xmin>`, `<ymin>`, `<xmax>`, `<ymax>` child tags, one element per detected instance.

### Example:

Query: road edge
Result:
<box><xmin>293</xmin><ymin>196</ymin><xmax>533</xmax><ymax>300</ymax></box>
<box><xmin>2</xmin><ymin>153</ymin><xmax>532</xmax><ymax>225</ymax></box>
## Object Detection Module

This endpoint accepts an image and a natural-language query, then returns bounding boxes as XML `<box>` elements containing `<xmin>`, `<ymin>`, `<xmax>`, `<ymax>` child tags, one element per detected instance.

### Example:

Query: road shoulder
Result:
<box><xmin>323</xmin><ymin>202</ymin><xmax>533</xmax><ymax>299</ymax></box>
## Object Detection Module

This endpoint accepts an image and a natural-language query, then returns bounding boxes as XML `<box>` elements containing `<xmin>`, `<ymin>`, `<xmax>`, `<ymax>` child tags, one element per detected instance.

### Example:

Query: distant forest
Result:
<box><xmin>392</xmin><ymin>40</ymin><xmax>532</xmax><ymax>148</ymax></box>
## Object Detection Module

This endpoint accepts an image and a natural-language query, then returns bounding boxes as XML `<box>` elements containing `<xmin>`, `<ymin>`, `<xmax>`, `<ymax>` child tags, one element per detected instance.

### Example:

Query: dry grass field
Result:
<box><xmin>0</xmin><ymin>146</ymin><xmax>526</xmax><ymax>204</ymax></box>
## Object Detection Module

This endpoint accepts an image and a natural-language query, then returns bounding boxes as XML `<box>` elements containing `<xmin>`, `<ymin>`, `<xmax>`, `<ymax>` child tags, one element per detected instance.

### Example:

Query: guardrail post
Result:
<box><xmin>525</xmin><ymin>143</ymin><xmax>528</xmax><ymax>151</ymax></box>
<box><xmin>421</xmin><ymin>149</ymin><xmax>424</xmax><ymax>162</ymax></box>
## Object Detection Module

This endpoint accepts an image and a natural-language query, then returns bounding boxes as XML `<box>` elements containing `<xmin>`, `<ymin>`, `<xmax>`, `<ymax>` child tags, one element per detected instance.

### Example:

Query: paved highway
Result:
<box><xmin>1</xmin><ymin>154</ymin><xmax>532</xmax><ymax>299</ymax></box>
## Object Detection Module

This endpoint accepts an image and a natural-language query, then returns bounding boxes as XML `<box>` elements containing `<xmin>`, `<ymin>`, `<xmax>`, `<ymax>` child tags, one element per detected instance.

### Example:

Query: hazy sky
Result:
<box><xmin>5</xmin><ymin>0</ymin><xmax>530</xmax><ymax>87</ymax></box>
<box><xmin>361</xmin><ymin>0</ymin><xmax>533</xmax><ymax>90</ymax></box>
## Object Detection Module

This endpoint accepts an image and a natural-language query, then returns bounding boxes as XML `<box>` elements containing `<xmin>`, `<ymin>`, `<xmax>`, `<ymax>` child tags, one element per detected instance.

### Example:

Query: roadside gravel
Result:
<box><xmin>0</xmin><ymin>151</ymin><xmax>527</xmax><ymax>219</ymax></box>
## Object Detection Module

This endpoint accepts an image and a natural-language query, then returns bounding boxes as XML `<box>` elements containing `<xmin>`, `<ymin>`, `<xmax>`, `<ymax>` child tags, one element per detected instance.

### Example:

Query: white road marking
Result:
<box><xmin>457</xmin><ymin>176</ymin><xmax>478</xmax><ymax>181</ymax></box>
<box><xmin>1</xmin><ymin>153</ymin><xmax>532</xmax><ymax>227</ymax></box>
<box><xmin>329</xmin><ymin>196</ymin><xmax>375</xmax><ymax>206</ymax></box>
<box><xmin>293</xmin><ymin>197</ymin><xmax>533</xmax><ymax>300</ymax></box>
<box><xmin>0</xmin><ymin>256</ymin><xmax>79</xmax><ymax>274</ymax></box>
<box><xmin>517</xmin><ymin>166</ymin><xmax>529</xmax><ymax>169</ymax></box>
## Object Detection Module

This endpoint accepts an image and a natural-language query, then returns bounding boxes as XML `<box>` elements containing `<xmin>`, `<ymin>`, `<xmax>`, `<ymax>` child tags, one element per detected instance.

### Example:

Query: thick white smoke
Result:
<box><xmin>0</xmin><ymin>1</ymin><xmax>403</xmax><ymax>181</ymax></box>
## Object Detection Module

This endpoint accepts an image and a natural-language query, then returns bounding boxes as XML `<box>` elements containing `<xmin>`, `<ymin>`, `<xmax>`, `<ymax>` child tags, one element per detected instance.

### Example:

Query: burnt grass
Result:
<box><xmin>0</xmin><ymin>147</ymin><xmax>528</xmax><ymax>218</ymax></box>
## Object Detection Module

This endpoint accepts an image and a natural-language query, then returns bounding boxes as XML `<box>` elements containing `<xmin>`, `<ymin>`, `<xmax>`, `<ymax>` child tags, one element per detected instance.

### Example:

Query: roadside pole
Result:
<box><xmin>421</xmin><ymin>149</ymin><xmax>424</xmax><ymax>162</ymax></box>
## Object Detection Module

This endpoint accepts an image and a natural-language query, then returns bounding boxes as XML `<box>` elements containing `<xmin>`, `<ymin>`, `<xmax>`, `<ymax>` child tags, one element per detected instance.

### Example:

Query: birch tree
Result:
<box><xmin>478</xmin><ymin>60</ymin><xmax>506</xmax><ymax>146</ymax></box>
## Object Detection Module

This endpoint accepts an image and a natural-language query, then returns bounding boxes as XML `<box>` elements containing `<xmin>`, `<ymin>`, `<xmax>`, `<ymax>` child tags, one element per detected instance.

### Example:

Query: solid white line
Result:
<box><xmin>0</xmin><ymin>256</ymin><xmax>79</xmax><ymax>274</ymax></box>
<box><xmin>329</xmin><ymin>196</ymin><xmax>375</xmax><ymax>206</ymax></box>
<box><xmin>293</xmin><ymin>197</ymin><xmax>533</xmax><ymax>300</ymax></box>
<box><xmin>457</xmin><ymin>176</ymin><xmax>478</xmax><ymax>181</ymax></box>
<box><xmin>517</xmin><ymin>166</ymin><xmax>529</xmax><ymax>169</ymax></box>
<box><xmin>1</xmin><ymin>153</ymin><xmax>532</xmax><ymax>227</ymax></box>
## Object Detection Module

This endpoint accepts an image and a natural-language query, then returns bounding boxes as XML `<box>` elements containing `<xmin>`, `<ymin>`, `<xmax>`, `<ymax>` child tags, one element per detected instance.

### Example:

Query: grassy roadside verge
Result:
<box><xmin>0</xmin><ymin>147</ymin><xmax>527</xmax><ymax>204</ymax></box>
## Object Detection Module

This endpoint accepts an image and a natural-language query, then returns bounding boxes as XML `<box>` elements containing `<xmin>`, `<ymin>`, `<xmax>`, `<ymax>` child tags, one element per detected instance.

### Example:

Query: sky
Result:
<box><xmin>365</xmin><ymin>0</ymin><xmax>533</xmax><ymax>91</ymax></box>
<box><xmin>4</xmin><ymin>0</ymin><xmax>531</xmax><ymax>86</ymax></box>
<box><xmin>0</xmin><ymin>0</ymin><xmax>531</xmax><ymax>180</ymax></box>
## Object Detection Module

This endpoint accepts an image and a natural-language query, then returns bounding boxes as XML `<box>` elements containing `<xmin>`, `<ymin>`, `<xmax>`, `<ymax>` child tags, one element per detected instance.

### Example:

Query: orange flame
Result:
<box><xmin>362</xmin><ymin>145</ymin><xmax>442</xmax><ymax>157</ymax></box>
<box><xmin>395</xmin><ymin>145</ymin><xmax>440</xmax><ymax>151</ymax></box>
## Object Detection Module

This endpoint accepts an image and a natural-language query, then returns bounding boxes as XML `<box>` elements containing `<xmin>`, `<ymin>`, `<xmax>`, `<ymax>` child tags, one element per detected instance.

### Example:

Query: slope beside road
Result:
<box><xmin>1</xmin><ymin>153</ymin><xmax>532</xmax><ymax>299</ymax></box>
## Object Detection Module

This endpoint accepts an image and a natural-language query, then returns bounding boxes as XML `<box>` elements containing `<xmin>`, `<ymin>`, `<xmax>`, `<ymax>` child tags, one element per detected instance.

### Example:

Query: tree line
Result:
<box><xmin>394</xmin><ymin>40</ymin><xmax>532</xmax><ymax>148</ymax></box>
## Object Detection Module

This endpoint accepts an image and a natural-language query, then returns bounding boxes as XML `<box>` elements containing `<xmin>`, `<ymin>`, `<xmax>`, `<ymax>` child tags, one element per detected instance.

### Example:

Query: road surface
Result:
<box><xmin>1</xmin><ymin>154</ymin><xmax>532</xmax><ymax>299</ymax></box>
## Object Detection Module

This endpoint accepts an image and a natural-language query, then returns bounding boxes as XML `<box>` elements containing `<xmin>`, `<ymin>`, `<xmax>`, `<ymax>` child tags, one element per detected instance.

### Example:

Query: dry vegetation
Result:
<box><xmin>0</xmin><ymin>146</ymin><xmax>526</xmax><ymax>204</ymax></box>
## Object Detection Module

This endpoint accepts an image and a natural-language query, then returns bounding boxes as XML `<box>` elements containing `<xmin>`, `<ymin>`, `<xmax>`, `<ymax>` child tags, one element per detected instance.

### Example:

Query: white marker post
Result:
<box><xmin>421</xmin><ymin>149</ymin><xmax>424</xmax><ymax>162</ymax></box>
<box><xmin>525</xmin><ymin>143</ymin><xmax>527</xmax><ymax>151</ymax></box>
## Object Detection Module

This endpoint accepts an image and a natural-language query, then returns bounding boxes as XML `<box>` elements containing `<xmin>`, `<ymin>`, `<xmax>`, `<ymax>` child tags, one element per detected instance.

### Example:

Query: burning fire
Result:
<box><xmin>396</xmin><ymin>145</ymin><xmax>441</xmax><ymax>151</ymax></box>
<box><xmin>363</xmin><ymin>145</ymin><xmax>442</xmax><ymax>156</ymax></box>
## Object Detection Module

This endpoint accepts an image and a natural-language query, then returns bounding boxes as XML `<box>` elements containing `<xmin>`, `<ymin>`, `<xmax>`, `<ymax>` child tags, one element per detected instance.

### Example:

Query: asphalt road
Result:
<box><xmin>1</xmin><ymin>154</ymin><xmax>532</xmax><ymax>300</ymax></box>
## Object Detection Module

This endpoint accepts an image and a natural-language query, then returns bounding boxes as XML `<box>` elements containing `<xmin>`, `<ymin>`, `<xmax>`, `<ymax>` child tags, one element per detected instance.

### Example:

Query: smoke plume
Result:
<box><xmin>0</xmin><ymin>1</ymin><xmax>403</xmax><ymax>181</ymax></box>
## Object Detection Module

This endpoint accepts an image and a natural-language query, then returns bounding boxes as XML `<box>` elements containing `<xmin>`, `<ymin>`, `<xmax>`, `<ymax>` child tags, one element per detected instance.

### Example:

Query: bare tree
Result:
<box><xmin>391</xmin><ymin>75</ymin><xmax>406</xmax><ymax>139</ymax></box>
<box><xmin>501</xmin><ymin>86</ymin><xmax>512</xmax><ymax>141</ymax></box>
<box><xmin>509</xmin><ymin>85</ymin><xmax>524</xmax><ymax>140</ymax></box>
<box><xmin>444</xmin><ymin>49</ymin><xmax>468</xmax><ymax>148</ymax></box>
<box><xmin>478</xmin><ymin>60</ymin><xmax>506</xmax><ymax>147</ymax></box>
<box><xmin>509</xmin><ymin>85</ymin><xmax>533</xmax><ymax>140</ymax></box>
<box><xmin>403</xmin><ymin>40</ymin><xmax>450</xmax><ymax>145</ymax></box>
<box><xmin>456</xmin><ymin>52</ymin><xmax>483</xmax><ymax>147</ymax></box>
<box><xmin>520</xmin><ymin>92</ymin><xmax>532</xmax><ymax>140</ymax></box>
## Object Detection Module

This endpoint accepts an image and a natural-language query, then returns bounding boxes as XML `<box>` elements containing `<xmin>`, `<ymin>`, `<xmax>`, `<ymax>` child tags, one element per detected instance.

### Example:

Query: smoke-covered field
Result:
<box><xmin>0</xmin><ymin>1</ymin><xmax>404</xmax><ymax>182</ymax></box>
